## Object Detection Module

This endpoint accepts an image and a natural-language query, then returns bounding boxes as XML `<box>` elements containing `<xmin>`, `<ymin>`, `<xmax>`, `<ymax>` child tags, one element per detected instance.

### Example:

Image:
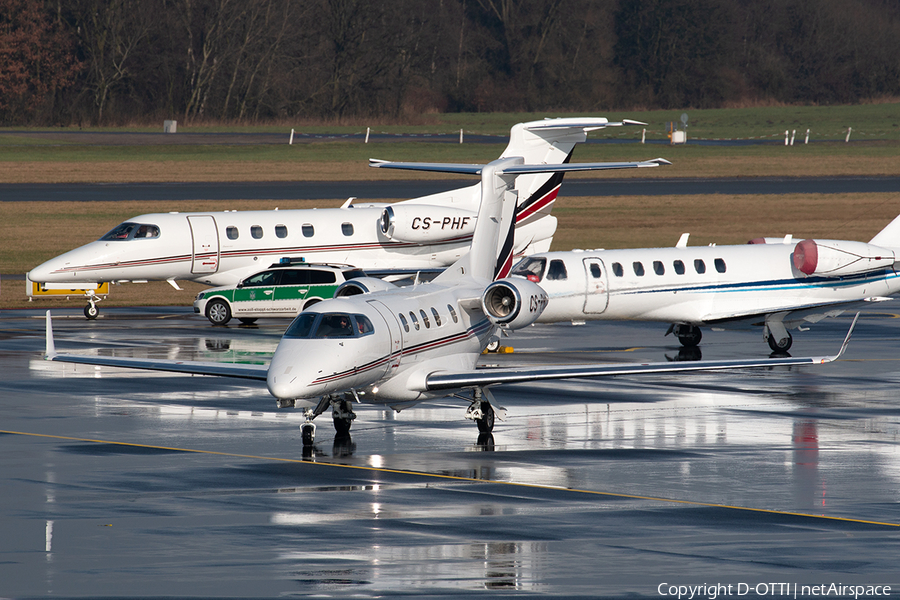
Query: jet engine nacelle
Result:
<box><xmin>334</xmin><ymin>277</ymin><xmax>398</xmax><ymax>297</ymax></box>
<box><xmin>380</xmin><ymin>205</ymin><xmax>477</xmax><ymax>243</ymax></box>
<box><xmin>793</xmin><ymin>239</ymin><xmax>896</xmax><ymax>277</ymax></box>
<box><xmin>481</xmin><ymin>278</ymin><xmax>548</xmax><ymax>329</ymax></box>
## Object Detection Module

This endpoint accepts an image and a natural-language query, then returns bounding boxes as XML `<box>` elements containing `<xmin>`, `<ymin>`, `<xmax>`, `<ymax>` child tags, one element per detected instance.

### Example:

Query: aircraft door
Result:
<box><xmin>367</xmin><ymin>299</ymin><xmax>404</xmax><ymax>374</ymax></box>
<box><xmin>188</xmin><ymin>215</ymin><xmax>220</xmax><ymax>274</ymax></box>
<box><xmin>582</xmin><ymin>258</ymin><xmax>609</xmax><ymax>313</ymax></box>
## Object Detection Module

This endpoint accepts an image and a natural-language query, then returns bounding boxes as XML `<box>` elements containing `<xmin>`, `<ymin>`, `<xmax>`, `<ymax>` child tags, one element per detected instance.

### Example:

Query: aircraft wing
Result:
<box><xmin>368</xmin><ymin>158</ymin><xmax>671</xmax><ymax>175</ymax></box>
<box><xmin>43</xmin><ymin>312</ymin><xmax>268</xmax><ymax>381</ymax></box>
<box><xmin>425</xmin><ymin>315</ymin><xmax>857</xmax><ymax>391</ymax></box>
<box><xmin>701</xmin><ymin>297</ymin><xmax>891</xmax><ymax>325</ymax></box>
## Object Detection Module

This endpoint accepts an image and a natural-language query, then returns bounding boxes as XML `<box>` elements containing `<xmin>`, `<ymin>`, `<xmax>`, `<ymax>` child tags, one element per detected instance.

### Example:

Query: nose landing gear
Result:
<box><xmin>295</xmin><ymin>394</ymin><xmax>358</xmax><ymax>447</ymax></box>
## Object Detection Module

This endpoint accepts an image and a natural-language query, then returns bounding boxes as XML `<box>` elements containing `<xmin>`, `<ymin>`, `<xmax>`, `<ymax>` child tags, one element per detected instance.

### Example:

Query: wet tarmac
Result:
<box><xmin>1</xmin><ymin>306</ymin><xmax>899</xmax><ymax>598</ymax></box>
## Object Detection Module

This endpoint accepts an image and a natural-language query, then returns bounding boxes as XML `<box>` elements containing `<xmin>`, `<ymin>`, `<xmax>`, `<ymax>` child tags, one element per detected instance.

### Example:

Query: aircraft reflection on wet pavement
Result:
<box><xmin>42</xmin><ymin>154</ymin><xmax>857</xmax><ymax>449</ymax></box>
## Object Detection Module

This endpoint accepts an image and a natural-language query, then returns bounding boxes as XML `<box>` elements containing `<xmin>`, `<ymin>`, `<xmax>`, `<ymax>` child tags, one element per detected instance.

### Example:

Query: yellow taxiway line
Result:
<box><xmin>3</xmin><ymin>428</ymin><xmax>897</xmax><ymax>528</ymax></box>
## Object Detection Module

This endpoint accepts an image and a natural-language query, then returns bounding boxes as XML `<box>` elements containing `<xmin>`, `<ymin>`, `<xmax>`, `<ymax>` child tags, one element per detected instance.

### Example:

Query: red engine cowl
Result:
<box><xmin>380</xmin><ymin>205</ymin><xmax>477</xmax><ymax>243</ymax></box>
<box><xmin>793</xmin><ymin>239</ymin><xmax>896</xmax><ymax>277</ymax></box>
<box><xmin>481</xmin><ymin>278</ymin><xmax>548</xmax><ymax>329</ymax></box>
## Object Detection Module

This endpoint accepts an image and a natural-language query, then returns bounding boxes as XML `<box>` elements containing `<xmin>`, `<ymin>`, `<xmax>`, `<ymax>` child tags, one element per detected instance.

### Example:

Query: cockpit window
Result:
<box><xmin>512</xmin><ymin>257</ymin><xmax>546</xmax><ymax>282</ymax></box>
<box><xmin>100</xmin><ymin>222</ymin><xmax>160</xmax><ymax>241</ymax></box>
<box><xmin>283</xmin><ymin>313</ymin><xmax>374</xmax><ymax>339</ymax></box>
<box><xmin>100</xmin><ymin>222</ymin><xmax>137</xmax><ymax>241</ymax></box>
<box><xmin>134</xmin><ymin>224</ymin><xmax>160</xmax><ymax>238</ymax></box>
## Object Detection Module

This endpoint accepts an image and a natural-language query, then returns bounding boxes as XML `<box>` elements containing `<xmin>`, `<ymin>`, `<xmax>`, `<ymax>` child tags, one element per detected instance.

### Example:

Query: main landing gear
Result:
<box><xmin>764</xmin><ymin>317</ymin><xmax>793</xmax><ymax>353</ymax></box>
<box><xmin>667</xmin><ymin>323</ymin><xmax>702</xmax><ymax>347</ymax></box>
<box><xmin>463</xmin><ymin>387</ymin><xmax>506</xmax><ymax>433</ymax></box>
<box><xmin>280</xmin><ymin>393</ymin><xmax>357</xmax><ymax>447</ymax></box>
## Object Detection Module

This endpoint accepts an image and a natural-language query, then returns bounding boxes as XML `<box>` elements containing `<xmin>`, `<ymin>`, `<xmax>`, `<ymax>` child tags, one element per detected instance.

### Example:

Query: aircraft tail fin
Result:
<box><xmin>868</xmin><ymin>214</ymin><xmax>900</xmax><ymax>246</ymax></box>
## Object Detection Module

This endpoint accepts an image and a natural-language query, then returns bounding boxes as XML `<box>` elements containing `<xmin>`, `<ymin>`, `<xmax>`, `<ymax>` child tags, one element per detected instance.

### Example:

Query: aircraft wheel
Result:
<box><xmin>84</xmin><ymin>304</ymin><xmax>99</xmax><ymax>320</ymax></box>
<box><xmin>767</xmin><ymin>331</ymin><xmax>793</xmax><ymax>352</ymax></box>
<box><xmin>300</xmin><ymin>422</ymin><xmax>316</xmax><ymax>447</ymax></box>
<box><xmin>238</xmin><ymin>318</ymin><xmax>258</xmax><ymax>325</ymax></box>
<box><xmin>677</xmin><ymin>326</ymin><xmax>702</xmax><ymax>347</ymax></box>
<box><xmin>476</xmin><ymin>403</ymin><xmax>495</xmax><ymax>433</ymax></box>
<box><xmin>333</xmin><ymin>417</ymin><xmax>352</xmax><ymax>435</ymax></box>
<box><xmin>206</xmin><ymin>299</ymin><xmax>232</xmax><ymax>325</ymax></box>
<box><xmin>485</xmin><ymin>340</ymin><xmax>500</xmax><ymax>352</ymax></box>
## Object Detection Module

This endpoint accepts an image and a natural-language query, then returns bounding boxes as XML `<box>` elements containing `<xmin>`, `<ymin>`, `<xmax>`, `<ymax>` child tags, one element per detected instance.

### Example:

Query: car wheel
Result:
<box><xmin>206</xmin><ymin>299</ymin><xmax>232</xmax><ymax>325</ymax></box>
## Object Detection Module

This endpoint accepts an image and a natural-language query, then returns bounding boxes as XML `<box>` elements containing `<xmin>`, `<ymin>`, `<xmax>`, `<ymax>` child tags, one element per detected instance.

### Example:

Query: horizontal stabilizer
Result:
<box><xmin>369</xmin><ymin>158</ymin><xmax>670</xmax><ymax>175</ymax></box>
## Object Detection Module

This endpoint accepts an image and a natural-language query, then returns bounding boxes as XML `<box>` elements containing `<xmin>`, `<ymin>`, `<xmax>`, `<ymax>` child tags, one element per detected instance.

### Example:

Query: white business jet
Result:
<box><xmin>510</xmin><ymin>219</ymin><xmax>900</xmax><ymax>352</ymax></box>
<box><xmin>28</xmin><ymin>117</ymin><xmax>642</xmax><ymax>319</ymax></box>
<box><xmin>44</xmin><ymin>154</ymin><xmax>856</xmax><ymax>446</ymax></box>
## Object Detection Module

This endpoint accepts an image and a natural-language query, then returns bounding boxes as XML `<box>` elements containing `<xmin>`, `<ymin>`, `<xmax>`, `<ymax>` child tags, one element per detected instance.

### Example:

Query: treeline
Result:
<box><xmin>3</xmin><ymin>0</ymin><xmax>900</xmax><ymax>126</ymax></box>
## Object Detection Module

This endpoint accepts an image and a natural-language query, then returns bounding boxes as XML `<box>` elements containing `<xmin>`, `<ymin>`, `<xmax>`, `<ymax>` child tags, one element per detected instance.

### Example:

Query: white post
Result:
<box><xmin>641</xmin><ymin>128</ymin><xmax>646</xmax><ymax>144</ymax></box>
<box><xmin>365</xmin><ymin>127</ymin><xmax>370</xmax><ymax>143</ymax></box>
<box><xmin>845</xmin><ymin>127</ymin><xmax>852</xmax><ymax>142</ymax></box>
<box><xmin>805</xmin><ymin>129</ymin><xmax>810</xmax><ymax>144</ymax></box>
<box><xmin>790</xmin><ymin>130</ymin><xmax>796</xmax><ymax>146</ymax></box>
<box><xmin>459</xmin><ymin>128</ymin><xmax>463</xmax><ymax>144</ymax></box>
<box><xmin>289</xmin><ymin>129</ymin><xmax>294</xmax><ymax>145</ymax></box>
<box><xmin>784</xmin><ymin>130</ymin><xmax>789</xmax><ymax>146</ymax></box>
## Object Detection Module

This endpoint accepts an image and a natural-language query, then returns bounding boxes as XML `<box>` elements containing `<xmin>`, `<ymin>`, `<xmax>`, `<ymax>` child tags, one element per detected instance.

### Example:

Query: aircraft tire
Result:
<box><xmin>767</xmin><ymin>331</ymin><xmax>793</xmax><ymax>352</ymax></box>
<box><xmin>677</xmin><ymin>326</ymin><xmax>702</xmax><ymax>347</ymax></box>
<box><xmin>84</xmin><ymin>304</ymin><xmax>99</xmax><ymax>320</ymax></box>
<box><xmin>485</xmin><ymin>340</ymin><xmax>500</xmax><ymax>352</ymax></box>
<box><xmin>476</xmin><ymin>403</ymin><xmax>495</xmax><ymax>433</ymax></box>
<box><xmin>206</xmin><ymin>299</ymin><xmax>232</xmax><ymax>325</ymax></box>
<box><xmin>333</xmin><ymin>417</ymin><xmax>352</xmax><ymax>435</ymax></box>
<box><xmin>300</xmin><ymin>423</ymin><xmax>315</xmax><ymax>446</ymax></box>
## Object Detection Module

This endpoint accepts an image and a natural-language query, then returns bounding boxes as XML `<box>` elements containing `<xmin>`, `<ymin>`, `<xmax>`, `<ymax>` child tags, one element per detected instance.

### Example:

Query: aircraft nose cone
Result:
<box><xmin>266</xmin><ymin>339</ymin><xmax>319</xmax><ymax>400</ymax></box>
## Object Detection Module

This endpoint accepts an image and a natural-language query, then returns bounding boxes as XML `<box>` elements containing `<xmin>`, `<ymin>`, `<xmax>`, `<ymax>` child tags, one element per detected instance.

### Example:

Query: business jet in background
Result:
<box><xmin>28</xmin><ymin>117</ymin><xmax>646</xmax><ymax>319</ymax></box>
<box><xmin>509</xmin><ymin>216</ymin><xmax>900</xmax><ymax>353</ymax></box>
<box><xmin>44</xmin><ymin>154</ymin><xmax>855</xmax><ymax>447</ymax></box>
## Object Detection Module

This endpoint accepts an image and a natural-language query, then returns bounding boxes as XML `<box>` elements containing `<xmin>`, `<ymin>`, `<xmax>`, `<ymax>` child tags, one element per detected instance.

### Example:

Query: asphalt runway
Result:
<box><xmin>1</xmin><ymin>305</ymin><xmax>899</xmax><ymax>598</ymax></box>
<box><xmin>2</xmin><ymin>176</ymin><xmax>899</xmax><ymax>202</ymax></box>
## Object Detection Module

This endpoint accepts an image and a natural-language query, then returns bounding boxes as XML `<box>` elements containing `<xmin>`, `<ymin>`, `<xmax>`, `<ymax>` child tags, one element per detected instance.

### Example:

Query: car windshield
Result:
<box><xmin>283</xmin><ymin>313</ymin><xmax>375</xmax><ymax>339</ymax></box>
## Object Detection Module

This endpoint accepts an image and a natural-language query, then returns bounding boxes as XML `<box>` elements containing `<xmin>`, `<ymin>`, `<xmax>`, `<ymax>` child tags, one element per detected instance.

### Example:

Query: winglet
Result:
<box><xmin>45</xmin><ymin>310</ymin><xmax>57</xmax><ymax>360</ymax></box>
<box><xmin>822</xmin><ymin>312</ymin><xmax>859</xmax><ymax>363</ymax></box>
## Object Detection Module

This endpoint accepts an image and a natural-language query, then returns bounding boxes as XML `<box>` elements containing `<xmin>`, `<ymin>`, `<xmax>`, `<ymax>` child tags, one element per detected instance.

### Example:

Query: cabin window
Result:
<box><xmin>653</xmin><ymin>261</ymin><xmax>665</xmax><ymax>275</ymax></box>
<box><xmin>612</xmin><ymin>262</ymin><xmax>624</xmax><ymax>277</ymax></box>
<box><xmin>342</xmin><ymin>222</ymin><xmax>354</xmax><ymax>236</ymax></box>
<box><xmin>399</xmin><ymin>313</ymin><xmax>409</xmax><ymax>332</ymax></box>
<box><xmin>431</xmin><ymin>307</ymin><xmax>441</xmax><ymax>327</ymax></box>
<box><xmin>589</xmin><ymin>263</ymin><xmax>602</xmax><ymax>278</ymax></box>
<box><xmin>512</xmin><ymin>257</ymin><xmax>546</xmax><ymax>282</ymax></box>
<box><xmin>251</xmin><ymin>225</ymin><xmax>263</xmax><ymax>239</ymax></box>
<box><xmin>448</xmin><ymin>304</ymin><xmax>459</xmax><ymax>323</ymax></box>
<box><xmin>547</xmin><ymin>259</ymin><xmax>568</xmax><ymax>281</ymax></box>
<box><xmin>226</xmin><ymin>226</ymin><xmax>239</xmax><ymax>240</ymax></box>
<box><xmin>633</xmin><ymin>262</ymin><xmax>645</xmax><ymax>276</ymax></box>
<box><xmin>275</xmin><ymin>225</ymin><xmax>288</xmax><ymax>238</ymax></box>
<box><xmin>100</xmin><ymin>222</ymin><xmax>137</xmax><ymax>241</ymax></box>
<box><xmin>302</xmin><ymin>224</ymin><xmax>314</xmax><ymax>238</ymax></box>
<box><xmin>409</xmin><ymin>311</ymin><xmax>419</xmax><ymax>330</ymax></box>
<box><xmin>694</xmin><ymin>259</ymin><xmax>706</xmax><ymax>274</ymax></box>
<box><xmin>674</xmin><ymin>260</ymin><xmax>685</xmax><ymax>275</ymax></box>
<box><xmin>420</xmin><ymin>309</ymin><xmax>430</xmax><ymax>328</ymax></box>
<box><xmin>715</xmin><ymin>258</ymin><xmax>727</xmax><ymax>273</ymax></box>
<box><xmin>134</xmin><ymin>224</ymin><xmax>160</xmax><ymax>239</ymax></box>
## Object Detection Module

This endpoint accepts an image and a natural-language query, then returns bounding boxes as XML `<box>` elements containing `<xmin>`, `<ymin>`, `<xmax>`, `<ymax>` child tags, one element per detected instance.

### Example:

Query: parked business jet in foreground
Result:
<box><xmin>29</xmin><ymin>117</ymin><xmax>642</xmax><ymax>319</ymax></box>
<box><xmin>44</xmin><ymin>155</ymin><xmax>856</xmax><ymax>446</ymax></box>
<box><xmin>511</xmin><ymin>218</ymin><xmax>900</xmax><ymax>352</ymax></box>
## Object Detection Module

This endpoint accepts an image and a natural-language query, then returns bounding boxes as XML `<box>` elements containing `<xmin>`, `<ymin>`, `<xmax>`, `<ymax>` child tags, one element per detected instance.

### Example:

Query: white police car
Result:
<box><xmin>194</xmin><ymin>260</ymin><xmax>366</xmax><ymax>325</ymax></box>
